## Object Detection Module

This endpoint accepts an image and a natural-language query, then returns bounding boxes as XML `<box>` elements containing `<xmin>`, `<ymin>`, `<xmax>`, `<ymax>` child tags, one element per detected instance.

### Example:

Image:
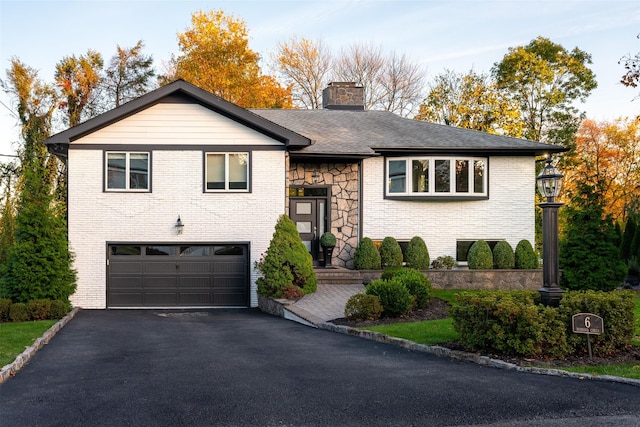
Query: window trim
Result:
<box><xmin>203</xmin><ymin>151</ymin><xmax>251</xmax><ymax>193</ymax></box>
<box><xmin>384</xmin><ymin>156</ymin><xmax>488</xmax><ymax>199</ymax></box>
<box><xmin>104</xmin><ymin>151</ymin><xmax>151</xmax><ymax>192</ymax></box>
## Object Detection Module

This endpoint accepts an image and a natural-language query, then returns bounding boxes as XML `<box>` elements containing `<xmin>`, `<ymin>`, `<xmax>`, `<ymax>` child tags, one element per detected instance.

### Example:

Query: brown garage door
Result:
<box><xmin>107</xmin><ymin>244</ymin><xmax>248</xmax><ymax>308</ymax></box>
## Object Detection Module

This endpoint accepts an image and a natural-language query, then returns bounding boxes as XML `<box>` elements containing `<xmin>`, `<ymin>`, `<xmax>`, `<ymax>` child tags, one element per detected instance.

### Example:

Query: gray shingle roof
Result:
<box><xmin>251</xmin><ymin>109</ymin><xmax>565</xmax><ymax>157</ymax></box>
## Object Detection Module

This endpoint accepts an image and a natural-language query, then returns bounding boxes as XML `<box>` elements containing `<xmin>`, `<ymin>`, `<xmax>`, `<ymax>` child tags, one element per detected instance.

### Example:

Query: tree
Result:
<box><xmin>562</xmin><ymin>118</ymin><xmax>640</xmax><ymax>222</ymax></box>
<box><xmin>492</xmin><ymin>36</ymin><xmax>597</xmax><ymax>145</ymax></box>
<box><xmin>620</xmin><ymin>215</ymin><xmax>637</xmax><ymax>260</ymax></box>
<box><xmin>272</xmin><ymin>36</ymin><xmax>332</xmax><ymax>109</ymax></box>
<box><xmin>104</xmin><ymin>40</ymin><xmax>155</xmax><ymax>108</ymax></box>
<box><xmin>333</xmin><ymin>42</ymin><xmax>385</xmax><ymax>110</ymax></box>
<box><xmin>0</xmin><ymin>59</ymin><xmax>76</xmax><ymax>303</ymax></box>
<box><xmin>415</xmin><ymin>69</ymin><xmax>524</xmax><ymax>136</ymax></box>
<box><xmin>559</xmin><ymin>182</ymin><xmax>627</xmax><ymax>291</ymax></box>
<box><xmin>168</xmin><ymin>10</ymin><xmax>291</xmax><ymax>108</ymax></box>
<box><xmin>0</xmin><ymin>179</ymin><xmax>16</xmax><ymax>266</ymax></box>
<box><xmin>376</xmin><ymin>50</ymin><xmax>425</xmax><ymax>117</ymax></box>
<box><xmin>619</xmin><ymin>34</ymin><xmax>640</xmax><ymax>95</ymax></box>
<box><xmin>55</xmin><ymin>49</ymin><xmax>104</xmax><ymax>127</ymax></box>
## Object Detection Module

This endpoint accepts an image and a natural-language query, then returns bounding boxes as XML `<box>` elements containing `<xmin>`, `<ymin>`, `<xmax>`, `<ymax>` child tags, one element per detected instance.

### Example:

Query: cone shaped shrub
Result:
<box><xmin>467</xmin><ymin>240</ymin><xmax>493</xmax><ymax>269</ymax></box>
<box><xmin>514</xmin><ymin>240</ymin><xmax>538</xmax><ymax>269</ymax></box>
<box><xmin>404</xmin><ymin>236</ymin><xmax>430</xmax><ymax>270</ymax></box>
<box><xmin>354</xmin><ymin>237</ymin><xmax>381</xmax><ymax>270</ymax></box>
<box><xmin>379</xmin><ymin>236</ymin><xmax>403</xmax><ymax>269</ymax></box>
<box><xmin>492</xmin><ymin>241</ymin><xmax>515</xmax><ymax>269</ymax></box>
<box><xmin>256</xmin><ymin>214</ymin><xmax>316</xmax><ymax>298</ymax></box>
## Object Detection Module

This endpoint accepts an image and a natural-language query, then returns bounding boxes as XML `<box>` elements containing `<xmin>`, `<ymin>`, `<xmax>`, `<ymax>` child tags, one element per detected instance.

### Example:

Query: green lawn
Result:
<box><xmin>363</xmin><ymin>289</ymin><xmax>640</xmax><ymax>380</ymax></box>
<box><xmin>0</xmin><ymin>320</ymin><xmax>56</xmax><ymax>367</ymax></box>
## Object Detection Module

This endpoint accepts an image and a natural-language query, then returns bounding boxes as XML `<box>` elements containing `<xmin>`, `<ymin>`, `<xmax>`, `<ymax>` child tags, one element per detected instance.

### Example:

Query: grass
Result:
<box><xmin>362</xmin><ymin>289</ymin><xmax>640</xmax><ymax>380</ymax></box>
<box><xmin>0</xmin><ymin>320</ymin><xmax>57</xmax><ymax>367</ymax></box>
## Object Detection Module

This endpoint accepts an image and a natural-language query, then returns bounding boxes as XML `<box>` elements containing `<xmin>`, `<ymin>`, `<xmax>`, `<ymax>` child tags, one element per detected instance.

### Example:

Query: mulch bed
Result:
<box><xmin>330</xmin><ymin>298</ymin><xmax>640</xmax><ymax>368</ymax></box>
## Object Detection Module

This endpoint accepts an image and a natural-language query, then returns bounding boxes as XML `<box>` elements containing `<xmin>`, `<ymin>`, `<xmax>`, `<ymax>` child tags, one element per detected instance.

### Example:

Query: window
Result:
<box><xmin>456</xmin><ymin>240</ymin><xmax>502</xmax><ymax>262</ymax></box>
<box><xmin>106</xmin><ymin>152</ymin><xmax>150</xmax><ymax>191</ymax></box>
<box><xmin>206</xmin><ymin>152</ymin><xmax>249</xmax><ymax>191</ymax></box>
<box><xmin>386</xmin><ymin>156</ymin><xmax>487</xmax><ymax>197</ymax></box>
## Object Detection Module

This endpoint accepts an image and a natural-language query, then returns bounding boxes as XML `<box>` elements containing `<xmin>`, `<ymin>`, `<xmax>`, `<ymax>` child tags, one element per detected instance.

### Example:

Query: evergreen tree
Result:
<box><xmin>559</xmin><ymin>182</ymin><xmax>626</xmax><ymax>291</ymax></box>
<box><xmin>0</xmin><ymin>180</ymin><xmax>16</xmax><ymax>266</ymax></box>
<box><xmin>620</xmin><ymin>215</ymin><xmax>637</xmax><ymax>260</ymax></box>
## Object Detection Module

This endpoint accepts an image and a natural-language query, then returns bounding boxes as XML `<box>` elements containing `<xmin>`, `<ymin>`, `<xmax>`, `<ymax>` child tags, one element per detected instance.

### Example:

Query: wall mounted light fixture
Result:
<box><xmin>175</xmin><ymin>216</ymin><xmax>185</xmax><ymax>234</ymax></box>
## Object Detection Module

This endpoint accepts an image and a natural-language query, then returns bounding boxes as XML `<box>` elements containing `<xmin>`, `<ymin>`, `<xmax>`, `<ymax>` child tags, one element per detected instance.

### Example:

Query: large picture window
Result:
<box><xmin>206</xmin><ymin>152</ymin><xmax>249</xmax><ymax>191</ymax></box>
<box><xmin>106</xmin><ymin>152</ymin><xmax>150</xmax><ymax>191</ymax></box>
<box><xmin>386</xmin><ymin>156</ymin><xmax>487</xmax><ymax>197</ymax></box>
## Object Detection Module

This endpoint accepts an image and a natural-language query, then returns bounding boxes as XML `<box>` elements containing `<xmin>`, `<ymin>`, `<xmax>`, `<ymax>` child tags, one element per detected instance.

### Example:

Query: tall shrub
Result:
<box><xmin>353</xmin><ymin>237</ymin><xmax>381</xmax><ymax>270</ymax></box>
<box><xmin>620</xmin><ymin>215</ymin><xmax>637</xmax><ymax>260</ymax></box>
<box><xmin>514</xmin><ymin>239</ymin><xmax>538</xmax><ymax>269</ymax></box>
<box><xmin>467</xmin><ymin>240</ymin><xmax>493</xmax><ymax>269</ymax></box>
<box><xmin>492</xmin><ymin>241</ymin><xmax>515</xmax><ymax>269</ymax></box>
<box><xmin>560</xmin><ymin>184</ymin><xmax>626</xmax><ymax>291</ymax></box>
<box><xmin>404</xmin><ymin>236</ymin><xmax>429</xmax><ymax>270</ymax></box>
<box><xmin>255</xmin><ymin>214</ymin><xmax>316</xmax><ymax>298</ymax></box>
<box><xmin>379</xmin><ymin>236</ymin><xmax>403</xmax><ymax>269</ymax></box>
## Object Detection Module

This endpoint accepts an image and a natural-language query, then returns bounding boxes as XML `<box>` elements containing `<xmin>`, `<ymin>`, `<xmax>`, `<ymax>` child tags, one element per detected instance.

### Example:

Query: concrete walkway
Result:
<box><xmin>284</xmin><ymin>284</ymin><xmax>365</xmax><ymax>326</ymax></box>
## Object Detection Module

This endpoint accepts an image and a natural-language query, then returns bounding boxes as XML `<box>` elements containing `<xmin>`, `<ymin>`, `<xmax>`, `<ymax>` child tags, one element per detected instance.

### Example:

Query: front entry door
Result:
<box><xmin>290</xmin><ymin>197</ymin><xmax>327</xmax><ymax>262</ymax></box>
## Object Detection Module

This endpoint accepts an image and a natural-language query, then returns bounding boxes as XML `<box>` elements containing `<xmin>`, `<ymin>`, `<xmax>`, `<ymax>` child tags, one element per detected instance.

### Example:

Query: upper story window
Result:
<box><xmin>106</xmin><ymin>152</ymin><xmax>150</xmax><ymax>191</ymax></box>
<box><xmin>205</xmin><ymin>152</ymin><xmax>249</xmax><ymax>192</ymax></box>
<box><xmin>387</xmin><ymin>156</ymin><xmax>487</xmax><ymax>197</ymax></box>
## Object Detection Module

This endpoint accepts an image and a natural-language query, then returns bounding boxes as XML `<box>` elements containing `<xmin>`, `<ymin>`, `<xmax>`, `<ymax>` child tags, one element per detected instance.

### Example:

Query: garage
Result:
<box><xmin>107</xmin><ymin>244</ymin><xmax>248</xmax><ymax>308</ymax></box>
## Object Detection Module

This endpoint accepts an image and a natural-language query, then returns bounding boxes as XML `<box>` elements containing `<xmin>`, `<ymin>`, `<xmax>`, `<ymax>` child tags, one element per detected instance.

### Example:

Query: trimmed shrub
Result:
<box><xmin>344</xmin><ymin>293</ymin><xmax>383</xmax><ymax>321</ymax></box>
<box><xmin>50</xmin><ymin>300</ymin><xmax>69</xmax><ymax>319</ymax></box>
<box><xmin>431</xmin><ymin>255</ymin><xmax>457</xmax><ymax>270</ymax></box>
<box><xmin>450</xmin><ymin>291</ymin><xmax>569</xmax><ymax>358</ymax></box>
<box><xmin>0</xmin><ymin>298</ymin><xmax>12</xmax><ymax>322</ymax></box>
<box><xmin>404</xmin><ymin>236</ymin><xmax>430</xmax><ymax>270</ymax></box>
<box><xmin>492</xmin><ymin>241</ymin><xmax>515</xmax><ymax>269</ymax></box>
<box><xmin>558</xmin><ymin>290</ymin><xmax>635</xmax><ymax>356</ymax></box>
<box><xmin>256</xmin><ymin>214</ymin><xmax>316</xmax><ymax>298</ymax></box>
<box><xmin>467</xmin><ymin>240</ymin><xmax>493</xmax><ymax>269</ymax></box>
<box><xmin>354</xmin><ymin>237</ymin><xmax>381</xmax><ymax>270</ymax></box>
<box><xmin>320</xmin><ymin>232</ymin><xmax>336</xmax><ymax>247</ymax></box>
<box><xmin>379</xmin><ymin>237</ymin><xmax>403</xmax><ymax>269</ymax></box>
<box><xmin>28</xmin><ymin>299</ymin><xmax>51</xmax><ymax>320</ymax></box>
<box><xmin>366</xmin><ymin>277</ymin><xmax>413</xmax><ymax>317</ymax></box>
<box><xmin>394</xmin><ymin>268</ymin><xmax>432</xmax><ymax>309</ymax></box>
<box><xmin>380</xmin><ymin>266</ymin><xmax>406</xmax><ymax>281</ymax></box>
<box><xmin>514</xmin><ymin>240</ymin><xmax>538</xmax><ymax>269</ymax></box>
<box><xmin>9</xmin><ymin>302</ymin><xmax>29</xmax><ymax>322</ymax></box>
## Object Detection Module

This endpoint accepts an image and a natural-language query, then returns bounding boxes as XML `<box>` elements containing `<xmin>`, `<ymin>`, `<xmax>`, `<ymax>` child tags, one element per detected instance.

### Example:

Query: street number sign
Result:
<box><xmin>572</xmin><ymin>313</ymin><xmax>604</xmax><ymax>335</ymax></box>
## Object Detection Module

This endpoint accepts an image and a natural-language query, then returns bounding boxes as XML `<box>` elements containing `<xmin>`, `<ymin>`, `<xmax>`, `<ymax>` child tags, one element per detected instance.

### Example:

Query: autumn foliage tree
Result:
<box><xmin>562</xmin><ymin>118</ymin><xmax>640</xmax><ymax>222</ymax></box>
<box><xmin>492</xmin><ymin>36</ymin><xmax>597</xmax><ymax>146</ymax></box>
<box><xmin>415</xmin><ymin>69</ymin><xmax>524</xmax><ymax>136</ymax></box>
<box><xmin>168</xmin><ymin>10</ymin><xmax>291</xmax><ymax>108</ymax></box>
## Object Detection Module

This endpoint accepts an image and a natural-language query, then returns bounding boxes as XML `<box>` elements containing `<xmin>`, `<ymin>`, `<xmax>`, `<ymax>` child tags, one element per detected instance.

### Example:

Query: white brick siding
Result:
<box><xmin>361</xmin><ymin>156</ymin><xmax>536</xmax><ymax>261</ymax></box>
<box><xmin>67</xmin><ymin>103</ymin><xmax>285</xmax><ymax>308</ymax></box>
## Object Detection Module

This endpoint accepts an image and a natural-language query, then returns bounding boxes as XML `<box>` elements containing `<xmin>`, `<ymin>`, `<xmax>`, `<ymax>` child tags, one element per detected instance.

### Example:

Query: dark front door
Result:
<box><xmin>290</xmin><ymin>196</ymin><xmax>328</xmax><ymax>262</ymax></box>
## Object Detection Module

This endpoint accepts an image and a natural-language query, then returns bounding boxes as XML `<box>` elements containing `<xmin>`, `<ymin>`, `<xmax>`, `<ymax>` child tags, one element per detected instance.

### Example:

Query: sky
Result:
<box><xmin>1</xmin><ymin>0</ymin><xmax>639</xmax><ymax>157</ymax></box>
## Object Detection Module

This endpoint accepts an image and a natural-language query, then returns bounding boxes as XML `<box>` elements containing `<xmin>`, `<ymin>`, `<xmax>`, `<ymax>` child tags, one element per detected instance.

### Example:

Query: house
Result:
<box><xmin>45</xmin><ymin>80</ymin><xmax>564</xmax><ymax>309</ymax></box>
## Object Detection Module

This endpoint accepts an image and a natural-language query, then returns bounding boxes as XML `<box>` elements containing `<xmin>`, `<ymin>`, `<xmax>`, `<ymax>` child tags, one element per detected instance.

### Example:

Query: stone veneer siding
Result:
<box><xmin>289</xmin><ymin>162</ymin><xmax>360</xmax><ymax>268</ymax></box>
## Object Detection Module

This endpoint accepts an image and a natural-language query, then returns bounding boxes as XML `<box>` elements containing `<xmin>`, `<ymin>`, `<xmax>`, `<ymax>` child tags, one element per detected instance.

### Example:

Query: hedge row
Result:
<box><xmin>449</xmin><ymin>290</ymin><xmax>635</xmax><ymax>358</ymax></box>
<box><xmin>468</xmin><ymin>239</ymin><xmax>538</xmax><ymax>270</ymax></box>
<box><xmin>0</xmin><ymin>298</ymin><xmax>70</xmax><ymax>323</ymax></box>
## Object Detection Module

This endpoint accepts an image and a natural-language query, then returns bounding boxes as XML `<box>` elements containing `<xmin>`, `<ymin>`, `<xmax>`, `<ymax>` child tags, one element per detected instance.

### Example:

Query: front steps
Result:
<box><xmin>314</xmin><ymin>267</ymin><xmax>363</xmax><ymax>285</ymax></box>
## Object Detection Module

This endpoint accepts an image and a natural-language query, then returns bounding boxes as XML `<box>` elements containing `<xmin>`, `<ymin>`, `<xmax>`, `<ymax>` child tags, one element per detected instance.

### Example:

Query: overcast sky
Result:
<box><xmin>1</xmin><ymin>0</ymin><xmax>638</xmax><ymax>157</ymax></box>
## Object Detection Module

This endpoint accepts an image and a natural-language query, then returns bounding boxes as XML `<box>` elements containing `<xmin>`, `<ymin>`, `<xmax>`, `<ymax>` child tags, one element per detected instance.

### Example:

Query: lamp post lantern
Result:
<box><xmin>536</xmin><ymin>157</ymin><xmax>565</xmax><ymax>306</ymax></box>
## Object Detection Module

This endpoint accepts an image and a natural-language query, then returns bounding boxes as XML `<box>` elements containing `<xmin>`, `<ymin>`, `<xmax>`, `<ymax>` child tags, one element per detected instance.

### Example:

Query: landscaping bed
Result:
<box><xmin>331</xmin><ymin>296</ymin><xmax>640</xmax><ymax>370</ymax></box>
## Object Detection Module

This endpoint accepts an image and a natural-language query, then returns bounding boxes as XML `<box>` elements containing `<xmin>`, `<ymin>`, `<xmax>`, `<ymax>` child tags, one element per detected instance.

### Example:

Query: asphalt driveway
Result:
<box><xmin>1</xmin><ymin>309</ymin><xmax>640</xmax><ymax>426</ymax></box>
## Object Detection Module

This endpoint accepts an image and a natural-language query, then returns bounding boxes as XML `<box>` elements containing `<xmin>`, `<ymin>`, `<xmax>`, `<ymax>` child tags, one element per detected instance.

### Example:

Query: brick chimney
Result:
<box><xmin>322</xmin><ymin>82</ymin><xmax>365</xmax><ymax>110</ymax></box>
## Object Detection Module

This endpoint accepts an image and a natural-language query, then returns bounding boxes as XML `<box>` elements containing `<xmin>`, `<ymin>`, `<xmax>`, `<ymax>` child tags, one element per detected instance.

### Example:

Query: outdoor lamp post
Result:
<box><xmin>536</xmin><ymin>157</ymin><xmax>565</xmax><ymax>306</ymax></box>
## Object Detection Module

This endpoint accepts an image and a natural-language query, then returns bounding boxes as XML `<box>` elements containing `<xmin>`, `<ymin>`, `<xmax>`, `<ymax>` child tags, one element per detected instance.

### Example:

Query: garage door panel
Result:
<box><xmin>179</xmin><ymin>277</ymin><xmax>212</xmax><ymax>288</ymax></box>
<box><xmin>179</xmin><ymin>261</ymin><xmax>211</xmax><ymax>274</ymax></box>
<box><xmin>144</xmin><ymin>277</ymin><xmax>178</xmax><ymax>289</ymax></box>
<box><xmin>109</xmin><ymin>276</ymin><xmax>143</xmax><ymax>289</ymax></box>
<box><xmin>108</xmin><ymin>244</ymin><xmax>248</xmax><ymax>308</ymax></box>
<box><xmin>110</xmin><ymin>262</ymin><xmax>143</xmax><ymax>274</ymax></box>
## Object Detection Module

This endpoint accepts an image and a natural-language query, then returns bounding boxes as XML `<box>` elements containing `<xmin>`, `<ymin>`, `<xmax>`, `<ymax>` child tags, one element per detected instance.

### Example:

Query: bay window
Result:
<box><xmin>386</xmin><ymin>156</ymin><xmax>487</xmax><ymax>197</ymax></box>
